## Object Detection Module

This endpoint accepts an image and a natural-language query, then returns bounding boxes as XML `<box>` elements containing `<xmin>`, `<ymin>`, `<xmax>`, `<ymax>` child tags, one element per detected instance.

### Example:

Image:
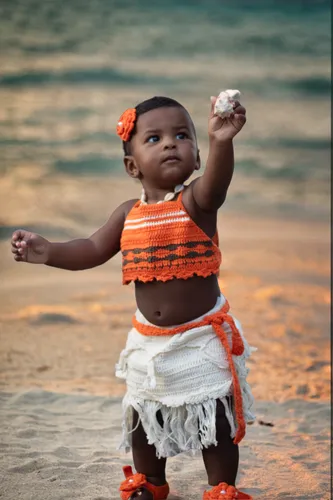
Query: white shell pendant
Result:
<box><xmin>140</xmin><ymin>184</ymin><xmax>184</xmax><ymax>205</ymax></box>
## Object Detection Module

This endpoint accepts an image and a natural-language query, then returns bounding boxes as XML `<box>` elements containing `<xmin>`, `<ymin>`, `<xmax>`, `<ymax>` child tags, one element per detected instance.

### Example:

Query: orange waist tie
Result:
<box><xmin>132</xmin><ymin>300</ymin><xmax>246</xmax><ymax>445</ymax></box>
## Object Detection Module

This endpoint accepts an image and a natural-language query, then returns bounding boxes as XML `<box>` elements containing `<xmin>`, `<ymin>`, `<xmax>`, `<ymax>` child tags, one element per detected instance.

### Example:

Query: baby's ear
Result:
<box><xmin>124</xmin><ymin>156</ymin><xmax>141</xmax><ymax>178</ymax></box>
<box><xmin>195</xmin><ymin>149</ymin><xmax>201</xmax><ymax>171</ymax></box>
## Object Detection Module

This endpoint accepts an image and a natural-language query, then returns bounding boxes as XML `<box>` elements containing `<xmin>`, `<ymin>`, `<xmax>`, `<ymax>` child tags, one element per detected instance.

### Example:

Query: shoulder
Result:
<box><xmin>89</xmin><ymin>199</ymin><xmax>139</xmax><ymax>251</ymax></box>
<box><xmin>180</xmin><ymin>180</ymin><xmax>217</xmax><ymax>239</ymax></box>
<box><xmin>182</xmin><ymin>178</ymin><xmax>218</xmax><ymax>216</ymax></box>
<box><xmin>121</xmin><ymin>199</ymin><xmax>139</xmax><ymax>217</ymax></box>
<box><xmin>113</xmin><ymin>199</ymin><xmax>139</xmax><ymax>220</ymax></box>
<box><xmin>102</xmin><ymin>199</ymin><xmax>139</xmax><ymax>228</ymax></box>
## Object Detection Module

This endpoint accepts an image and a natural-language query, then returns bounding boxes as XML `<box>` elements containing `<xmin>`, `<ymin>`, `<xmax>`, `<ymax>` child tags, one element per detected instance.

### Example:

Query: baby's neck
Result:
<box><xmin>140</xmin><ymin>184</ymin><xmax>184</xmax><ymax>205</ymax></box>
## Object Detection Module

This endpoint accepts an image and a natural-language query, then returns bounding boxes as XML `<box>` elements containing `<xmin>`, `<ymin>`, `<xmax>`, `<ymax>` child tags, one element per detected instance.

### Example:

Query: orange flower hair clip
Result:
<box><xmin>116</xmin><ymin>108</ymin><xmax>137</xmax><ymax>142</ymax></box>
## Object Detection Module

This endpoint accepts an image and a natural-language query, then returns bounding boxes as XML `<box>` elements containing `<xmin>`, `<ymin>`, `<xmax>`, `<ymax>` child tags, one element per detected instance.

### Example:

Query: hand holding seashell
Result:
<box><xmin>209</xmin><ymin>90</ymin><xmax>246</xmax><ymax>142</ymax></box>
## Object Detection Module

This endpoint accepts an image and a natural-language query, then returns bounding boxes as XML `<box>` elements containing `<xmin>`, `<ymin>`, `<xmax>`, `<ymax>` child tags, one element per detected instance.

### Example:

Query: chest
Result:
<box><xmin>121</xmin><ymin>202</ymin><xmax>216</xmax><ymax>250</ymax></box>
<box><xmin>120</xmin><ymin>198</ymin><xmax>221</xmax><ymax>285</ymax></box>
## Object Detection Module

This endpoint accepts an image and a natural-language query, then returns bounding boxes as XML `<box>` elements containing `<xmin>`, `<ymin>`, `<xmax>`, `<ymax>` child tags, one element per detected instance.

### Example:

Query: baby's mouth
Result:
<box><xmin>162</xmin><ymin>155</ymin><xmax>181</xmax><ymax>164</ymax></box>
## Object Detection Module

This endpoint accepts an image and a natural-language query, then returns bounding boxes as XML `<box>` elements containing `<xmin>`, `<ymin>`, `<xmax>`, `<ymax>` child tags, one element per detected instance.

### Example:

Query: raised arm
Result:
<box><xmin>11</xmin><ymin>199</ymin><xmax>137</xmax><ymax>271</ymax></box>
<box><xmin>192</xmin><ymin>96</ymin><xmax>246</xmax><ymax>212</ymax></box>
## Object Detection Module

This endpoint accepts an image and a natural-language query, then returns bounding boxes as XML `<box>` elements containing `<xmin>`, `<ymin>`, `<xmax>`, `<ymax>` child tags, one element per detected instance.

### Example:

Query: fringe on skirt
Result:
<box><xmin>116</xmin><ymin>294</ymin><xmax>256</xmax><ymax>458</ymax></box>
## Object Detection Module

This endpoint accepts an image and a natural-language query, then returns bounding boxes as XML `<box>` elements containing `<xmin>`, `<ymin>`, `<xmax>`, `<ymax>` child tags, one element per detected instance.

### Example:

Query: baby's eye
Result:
<box><xmin>147</xmin><ymin>135</ymin><xmax>160</xmax><ymax>143</ymax></box>
<box><xmin>176</xmin><ymin>132</ymin><xmax>188</xmax><ymax>140</ymax></box>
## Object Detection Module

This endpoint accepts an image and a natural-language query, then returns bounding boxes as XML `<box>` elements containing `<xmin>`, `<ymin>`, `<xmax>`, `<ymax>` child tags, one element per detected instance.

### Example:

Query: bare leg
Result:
<box><xmin>202</xmin><ymin>398</ymin><xmax>239</xmax><ymax>486</ymax></box>
<box><xmin>129</xmin><ymin>409</ymin><xmax>167</xmax><ymax>499</ymax></box>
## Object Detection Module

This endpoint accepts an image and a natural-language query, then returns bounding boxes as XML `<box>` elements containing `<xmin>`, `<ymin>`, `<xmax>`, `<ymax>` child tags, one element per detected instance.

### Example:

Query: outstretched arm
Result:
<box><xmin>11</xmin><ymin>199</ymin><xmax>137</xmax><ymax>271</ymax></box>
<box><xmin>192</xmin><ymin>96</ymin><xmax>246</xmax><ymax>212</ymax></box>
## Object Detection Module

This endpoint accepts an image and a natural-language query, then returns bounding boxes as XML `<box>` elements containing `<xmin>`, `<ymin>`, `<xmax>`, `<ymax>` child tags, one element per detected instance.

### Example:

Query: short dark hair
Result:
<box><xmin>122</xmin><ymin>96</ymin><xmax>188</xmax><ymax>155</ymax></box>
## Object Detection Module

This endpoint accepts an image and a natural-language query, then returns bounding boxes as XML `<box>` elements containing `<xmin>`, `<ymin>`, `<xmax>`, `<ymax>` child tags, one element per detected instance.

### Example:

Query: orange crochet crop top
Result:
<box><xmin>120</xmin><ymin>192</ymin><xmax>221</xmax><ymax>284</ymax></box>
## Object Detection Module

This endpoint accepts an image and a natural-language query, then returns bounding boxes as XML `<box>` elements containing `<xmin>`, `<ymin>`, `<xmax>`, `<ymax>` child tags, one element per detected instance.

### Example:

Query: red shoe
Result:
<box><xmin>119</xmin><ymin>465</ymin><xmax>170</xmax><ymax>500</ymax></box>
<box><xmin>203</xmin><ymin>482</ymin><xmax>253</xmax><ymax>499</ymax></box>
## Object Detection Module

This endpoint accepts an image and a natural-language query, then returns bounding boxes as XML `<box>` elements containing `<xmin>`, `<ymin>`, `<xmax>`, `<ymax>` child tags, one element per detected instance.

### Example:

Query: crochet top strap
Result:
<box><xmin>120</xmin><ymin>189</ymin><xmax>221</xmax><ymax>285</ymax></box>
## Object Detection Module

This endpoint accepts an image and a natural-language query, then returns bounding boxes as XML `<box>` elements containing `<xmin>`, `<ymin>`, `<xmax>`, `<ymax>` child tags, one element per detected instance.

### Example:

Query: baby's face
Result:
<box><xmin>129</xmin><ymin>106</ymin><xmax>200</xmax><ymax>189</ymax></box>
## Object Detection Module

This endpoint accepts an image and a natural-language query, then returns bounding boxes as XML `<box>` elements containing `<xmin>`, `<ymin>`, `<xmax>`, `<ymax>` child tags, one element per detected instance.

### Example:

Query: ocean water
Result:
<box><xmin>0</xmin><ymin>0</ymin><xmax>331</xmax><ymax>217</ymax></box>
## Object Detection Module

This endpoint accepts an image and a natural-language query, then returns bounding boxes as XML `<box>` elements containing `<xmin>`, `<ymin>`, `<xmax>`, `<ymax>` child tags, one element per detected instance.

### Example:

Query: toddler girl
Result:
<box><xmin>11</xmin><ymin>95</ymin><xmax>255</xmax><ymax>500</ymax></box>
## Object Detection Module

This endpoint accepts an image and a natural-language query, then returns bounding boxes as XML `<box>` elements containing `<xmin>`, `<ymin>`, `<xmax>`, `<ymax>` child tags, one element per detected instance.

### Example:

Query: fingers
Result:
<box><xmin>12</xmin><ymin>247</ymin><xmax>26</xmax><ymax>261</ymax></box>
<box><xmin>12</xmin><ymin>229</ymin><xmax>27</xmax><ymax>241</ymax></box>
<box><xmin>11</xmin><ymin>230</ymin><xmax>29</xmax><ymax>246</ymax></box>
<box><xmin>13</xmin><ymin>254</ymin><xmax>25</xmax><ymax>262</ymax></box>
<box><xmin>223</xmin><ymin>105</ymin><xmax>246</xmax><ymax>132</ymax></box>
<box><xmin>11</xmin><ymin>245</ymin><xmax>27</xmax><ymax>260</ymax></box>
<box><xmin>228</xmin><ymin>103</ymin><xmax>246</xmax><ymax>120</ymax></box>
<box><xmin>12</xmin><ymin>247</ymin><xmax>27</xmax><ymax>261</ymax></box>
<box><xmin>233</xmin><ymin>104</ymin><xmax>246</xmax><ymax>115</ymax></box>
<box><xmin>234</xmin><ymin>113</ymin><xmax>247</xmax><ymax>126</ymax></box>
<box><xmin>12</xmin><ymin>240</ymin><xmax>27</xmax><ymax>251</ymax></box>
<box><xmin>11</xmin><ymin>231</ymin><xmax>29</xmax><ymax>261</ymax></box>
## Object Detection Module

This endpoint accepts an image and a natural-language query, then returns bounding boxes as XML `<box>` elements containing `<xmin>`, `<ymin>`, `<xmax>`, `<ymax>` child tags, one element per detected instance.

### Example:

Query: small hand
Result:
<box><xmin>11</xmin><ymin>230</ymin><xmax>51</xmax><ymax>264</ymax></box>
<box><xmin>208</xmin><ymin>96</ymin><xmax>247</xmax><ymax>142</ymax></box>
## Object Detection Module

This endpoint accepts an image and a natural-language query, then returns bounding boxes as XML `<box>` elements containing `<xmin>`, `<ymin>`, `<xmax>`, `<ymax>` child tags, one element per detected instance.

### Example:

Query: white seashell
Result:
<box><xmin>225</xmin><ymin>89</ymin><xmax>241</xmax><ymax>100</ymax></box>
<box><xmin>214</xmin><ymin>89</ymin><xmax>241</xmax><ymax>118</ymax></box>
<box><xmin>164</xmin><ymin>192</ymin><xmax>176</xmax><ymax>201</ymax></box>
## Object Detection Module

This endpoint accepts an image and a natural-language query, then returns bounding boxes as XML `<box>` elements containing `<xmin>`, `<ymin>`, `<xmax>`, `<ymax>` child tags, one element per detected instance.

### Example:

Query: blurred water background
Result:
<box><xmin>0</xmin><ymin>0</ymin><xmax>331</xmax><ymax>235</ymax></box>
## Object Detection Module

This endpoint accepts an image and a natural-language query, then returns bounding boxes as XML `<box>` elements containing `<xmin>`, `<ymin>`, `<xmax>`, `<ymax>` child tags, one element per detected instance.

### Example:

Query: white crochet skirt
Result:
<box><xmin>115</xmin><ymin>294</ymin><xmax>256</xmax><ymax>458</ymax></box>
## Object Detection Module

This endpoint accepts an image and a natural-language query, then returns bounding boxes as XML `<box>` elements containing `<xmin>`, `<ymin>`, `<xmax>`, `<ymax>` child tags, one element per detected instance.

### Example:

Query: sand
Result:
<box><xmin>0</xmin><ymin>177</ymin><xmax>331</xmax><ymax>499</ymax></box>
<box><xmin>0</xmin><ymin>391</ymin><xmax>330</xmax><ymax>500</ymax></box>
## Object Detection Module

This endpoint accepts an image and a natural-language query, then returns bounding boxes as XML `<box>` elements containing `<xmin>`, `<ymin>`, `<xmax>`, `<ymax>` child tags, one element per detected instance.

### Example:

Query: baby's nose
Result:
<box><xmin>163</xmin><ymin>137</ymin><xmax>176</xmax><ymax>149</ymax></box>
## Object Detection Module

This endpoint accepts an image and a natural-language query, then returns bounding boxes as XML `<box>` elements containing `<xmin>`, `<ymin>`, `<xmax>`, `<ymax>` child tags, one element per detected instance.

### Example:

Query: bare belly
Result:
<box><xmin>134</xmin><ymin>274</ymin><xmax>221</xmax><ymax>326</ymax></box>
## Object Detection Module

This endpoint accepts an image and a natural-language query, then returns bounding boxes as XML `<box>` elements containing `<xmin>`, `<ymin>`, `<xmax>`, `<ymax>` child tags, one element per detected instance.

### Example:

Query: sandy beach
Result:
<box><xmin>0</xmin><ymin>391</ymin><xmax>329</xmax><ymax>500</ymax></box>
<box><xmin>0</xmin><ymin>176</ymin><xmax>330</xmax><ymax>500</ymax></box>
